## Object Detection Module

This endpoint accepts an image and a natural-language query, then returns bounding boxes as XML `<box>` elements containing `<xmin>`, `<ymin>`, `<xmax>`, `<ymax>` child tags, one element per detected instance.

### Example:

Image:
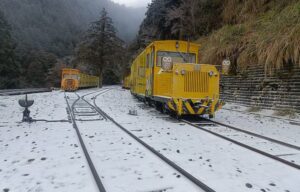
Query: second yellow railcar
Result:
<box><xmin>130</xmin><ymin>40</ymin><xmax>224</xmax><ymax>118</ymax></box>
<box><xmin>61</xmin><ymin>68</ymin><xmax>99</xmax><ymax>91</ymax></box>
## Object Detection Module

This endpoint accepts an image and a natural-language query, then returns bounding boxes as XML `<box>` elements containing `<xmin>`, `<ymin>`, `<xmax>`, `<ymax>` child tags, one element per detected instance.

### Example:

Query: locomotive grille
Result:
<box><xmin>184</xmin><ymin>71</ymin><xmax>209</xmax><ymax>92</ymax></box>
<box><xmin>66</xmin><ymin>79</ymin><xmax>74</xmax><ymax>90</ymax></box>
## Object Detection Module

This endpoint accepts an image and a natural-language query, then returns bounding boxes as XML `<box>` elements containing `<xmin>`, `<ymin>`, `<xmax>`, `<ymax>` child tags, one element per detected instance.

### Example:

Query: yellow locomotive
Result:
<box><xmin>61</xmin><ymin>68</ymin><xmax>99</xmax><ymax>91</ymax></box>
<box><xmin>130</xmin><ymin>40</ymin><xmax>224</xmax><ymax>118</ymax></box>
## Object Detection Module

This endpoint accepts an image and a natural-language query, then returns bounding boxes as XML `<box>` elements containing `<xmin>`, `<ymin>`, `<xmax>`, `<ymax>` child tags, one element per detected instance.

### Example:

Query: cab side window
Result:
<box><xmin>138</xmin><ymin>67</ymin><xmax>145</xmax><ymax>77</ymax></box>
<box><xmin>146</xmin><ymin>54</ymin><xmax>150</xmax><ymax>68</ymax></box>
<box><xmin>149</xmin><ymin>51</ymin><xmax>154</xmax><ymax>68</ymax></box>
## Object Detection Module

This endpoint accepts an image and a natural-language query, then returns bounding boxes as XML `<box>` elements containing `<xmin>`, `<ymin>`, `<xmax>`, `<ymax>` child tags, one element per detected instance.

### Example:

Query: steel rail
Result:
<box><xmin>79</xmin><ymin>89</ymin><xmax>111</xmax><ymax>121</ymax></box>
<box><xmin>87</xmin><ymin>90</ymin><xmax>215</xmax><ymax>192</ymax></box>
<box><xmin>182</xmin><ymin>119</ymin><xmax>300</xmax><ymax>170</ymax></box>
<box><xmin>201</xmin><ymin>118</ymin><xmax>300</xmax><ymax>151</ymax></box>
<box><xmin>0</xmin><ymin>88</ymin><xmax>51</xmax><ymax>96</ymax></box>
<box><xmin>80</xmin><ymin>88</ymin><xmax>109</xmax><ymax>98</ymax></box>
<box><xmin>65</xmin><ymin>91</ymin><xmax>107</xmax><ymax>192</ymax></box>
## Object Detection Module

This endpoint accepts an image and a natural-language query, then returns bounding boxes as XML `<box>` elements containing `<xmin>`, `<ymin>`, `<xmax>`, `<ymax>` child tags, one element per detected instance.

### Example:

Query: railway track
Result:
<box><xmin>0</xmin><ymin>88</ymin><xmax>51</xmax><ymax>96</ymax></box>
<box><xmin>89</xmin><ymin>88</ymin><xmax>300</xmax><ymax>192</ymax></box>
<box><xmin>65</xmin><ymin>90</ymin><xmax>107</xmax><ymax>192</ymax></box>
<box><xmin>65</xmin><ymin>89</ymin><xmax>215</xmax><ymax>192</ymax></box>
<box><xmin>93</xmin><ymin>88</ymin><xmax>300</xmax><ymax>171</ymax></box>
<box><xmin>203</xmin><ymin>118</ymin><xmax>300</xmax><ymax>150</ymax></box>
<box><xmin>182</xmin><ymin>118</ymin><xmax>300</xmax><ymax>170</ymax></box>
<box><xmin>221</xmin><ymin>107</ymin><xmax>300</xmax><ymax>125</ymax></box>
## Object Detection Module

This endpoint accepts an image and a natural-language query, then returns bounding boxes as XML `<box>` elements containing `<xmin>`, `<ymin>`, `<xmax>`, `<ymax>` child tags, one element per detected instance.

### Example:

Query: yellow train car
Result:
<box><xmin>130</xmin><ymin>40</ymin><xmax>224</xmax><ymax>118</ymax></box>
<box><xmin>122</xmin><ymin>75</ymin><xmax>131</xmax><ymax>89</ymax></box>
<box><xmin>61</xmin><ymin>68</ymin><xmax>99</xmax><ymax>91</ymax></box>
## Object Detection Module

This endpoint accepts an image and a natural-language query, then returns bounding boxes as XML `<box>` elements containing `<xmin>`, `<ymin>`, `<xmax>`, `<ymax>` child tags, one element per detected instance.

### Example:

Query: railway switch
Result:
<box><xmin>18</xmin><ymin>94</ymin><xmax>34</xmax><ymax>122</ymax></box>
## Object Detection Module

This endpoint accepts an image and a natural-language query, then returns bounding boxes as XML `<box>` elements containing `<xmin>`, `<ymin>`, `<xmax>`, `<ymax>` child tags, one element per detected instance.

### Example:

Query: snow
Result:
<box><xmin>1</xmin><ymin>87</ymin><xmax>299</xmax><ymax>192</ymax></box>
<box><xmin>75</xmin><ymin>120</ymin><xmax>202</xmax><ymax>192</ymax></box>
<box><xmin>95</xmin><ymin>87</ymin><xmax>300</xmax><ymax>192</ymax></box>
<box><xmin>215</xmin><ymin>103</ymin><xmax>300</xmax><ymax>146</ymax></box>
<box><xmin>201</xmin><ymin>124</ymin><xmax>300</xmax><ymax>165</ymax></box>
<box><xmin>73</xmin><ymin>91</ymin><xmax>203</xmax><ymax>192</ymax></box>
<box><xmin>0</xmin><ymin>91</ymin><xmax>97</xmax><ymax>192</ymax></box>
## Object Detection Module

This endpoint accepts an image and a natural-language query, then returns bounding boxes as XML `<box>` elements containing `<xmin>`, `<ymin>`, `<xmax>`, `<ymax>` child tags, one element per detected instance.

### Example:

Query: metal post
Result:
<box><xmin>18</xmin><ymin>94</ymin><xmax>34</xmax><ymax>122</ymax></box>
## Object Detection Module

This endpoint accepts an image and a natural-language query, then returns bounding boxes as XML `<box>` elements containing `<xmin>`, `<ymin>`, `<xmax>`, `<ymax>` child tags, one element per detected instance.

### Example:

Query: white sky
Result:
<box><xmin>111</xmin><ymin>0</ymin><xmax>151</xmax><ymax>7</ymax></box>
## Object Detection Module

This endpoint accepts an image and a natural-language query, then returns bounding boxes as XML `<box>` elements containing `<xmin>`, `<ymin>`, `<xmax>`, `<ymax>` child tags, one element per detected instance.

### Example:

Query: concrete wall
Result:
<box><xmin>220</xmin><ymin>65</ymin><xmax>300</xmax><ymax>113</ymax></box>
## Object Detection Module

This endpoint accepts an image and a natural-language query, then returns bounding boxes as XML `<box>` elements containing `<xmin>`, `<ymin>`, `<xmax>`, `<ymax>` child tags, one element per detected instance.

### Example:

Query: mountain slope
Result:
<box><xmin>0</xmin><ymin>0</ymin><xmax>145</xmax><ymax>56</ymax></box>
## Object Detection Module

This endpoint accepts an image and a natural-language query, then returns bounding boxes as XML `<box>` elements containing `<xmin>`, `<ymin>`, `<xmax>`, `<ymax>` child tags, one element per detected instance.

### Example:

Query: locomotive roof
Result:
<box><xmin>149</xmin><ymin>40</ymin><xmax>200</xmax><ymax>47</ymax></box>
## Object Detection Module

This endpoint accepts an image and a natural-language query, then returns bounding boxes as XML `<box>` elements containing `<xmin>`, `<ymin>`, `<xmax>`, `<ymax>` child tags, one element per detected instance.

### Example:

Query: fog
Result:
<box><xmin>111</xmin><ymin>0</ymin><xmax>151</xmax><ymax>8</ymax></box>
<box><xmin>0</xmin><ymin>0</ymin><xmax>146</xmax><ymax>56</ymax></box>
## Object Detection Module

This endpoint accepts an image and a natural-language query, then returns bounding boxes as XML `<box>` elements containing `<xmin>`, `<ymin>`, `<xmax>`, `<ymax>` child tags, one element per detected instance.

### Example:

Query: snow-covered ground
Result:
<box><xmin>95</xmin><ymin>87</ymin><xmax>300</xmax><ymax>192</ymax></box>
<box><xmin>201</xmin><ymin>123</ymin><xmax>300</xmax><ymax>165</ymax></box>
<box><xmin>215</xmin><ymin>104</ymin><xmax>300</xmax><ymax>146</ymax></box>
<box><xmin>70</xmin><ymin>91</ymin><xmax>203</xmax><ymax>192</ymax></box>
<box><xmin>0</xmin><ymin>91</ymin><xmax>97</xmax><ymax>192</ymax></box>
<box><xmin>1</xmin><ymin>87</ymin><xmax>299</xmax><ymax>192</ymax></box>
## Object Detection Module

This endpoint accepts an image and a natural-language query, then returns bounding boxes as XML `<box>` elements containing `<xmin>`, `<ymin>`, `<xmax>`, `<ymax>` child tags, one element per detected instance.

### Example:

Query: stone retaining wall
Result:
<box><xmin>220</xmin><ymin>65</ymin><xmax>300</xmax><ymax>113</ymax></box>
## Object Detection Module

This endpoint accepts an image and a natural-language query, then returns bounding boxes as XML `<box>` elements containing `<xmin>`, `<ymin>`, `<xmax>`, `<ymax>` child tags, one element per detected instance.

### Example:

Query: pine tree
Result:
<box><xmin>167</xmin><ymin>0</ymin><xmax>198</xmax><ymax>40</ymax></box>
<box><xmin>22</xmin><ymin>51</ymin><xmax>57</xmax><ymax>87</ymax></box>
<box><xmin>135</xmin><ymin>0</ymin><xmax>222</xmax><ymax>47</ymax></box>
<box><xmin>76</xmin><ymin>8</ymin><xmax>124</xmax><ymax>86</ymax></box>
<box><xmin>135</xmin><ymin>0</ymin><xmax>181</xmax><ymax>49</ymax></box>
<box><xmin>0</xmin><ymin>10</ymin><xmax>19</xmax><ymax>89</ymax></box>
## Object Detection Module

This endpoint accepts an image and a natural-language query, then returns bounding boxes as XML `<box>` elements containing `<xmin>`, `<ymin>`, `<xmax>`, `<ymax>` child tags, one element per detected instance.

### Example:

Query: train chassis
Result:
<box><xmin>134</xmin><ymin>93</ymin><xmax>222</xmax><ymax>119</ymax></box>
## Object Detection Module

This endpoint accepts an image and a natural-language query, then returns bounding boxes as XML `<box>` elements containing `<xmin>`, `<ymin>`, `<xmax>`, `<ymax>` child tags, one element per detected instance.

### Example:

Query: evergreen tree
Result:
<box><xmin>167</xmin><ymin>0</ymin><xmax>198</xmax><ymax>40</ymax></box>
<box><xmin>76</xmin><ymin>8</ymin><xmax>125</xmax><ymax>86</ymax></box>
<box><xmin>0</xmin><ymin>10</ymin><xmax>19</xmax><ymax>89</ymax></box>
<box><xmin>135</xmin><ymin>0</ymin><xmax>222</xmax><ymax>50</ymax></box>
<box><xmin>21</xmin><ymin>51</ymin><xmax>57</xmax><ymax>88</ymax></box>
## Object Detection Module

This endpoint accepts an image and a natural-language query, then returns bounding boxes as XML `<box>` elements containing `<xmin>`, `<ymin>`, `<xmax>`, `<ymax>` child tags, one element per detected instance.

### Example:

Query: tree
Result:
<box><xmin>134</xmin><ymin>0</ymin><xmax>222</xmax><ymax>49</ymax></box>
<box><xmin>19</xmin><ymin>50</ymin><xmax>57</xmax><ymax>88</ymax></box>
<box><xmin>167</xmin><ymin>0</ymin><xmax>198</xmax><ymax>40</ymax></box>
<box><xmin>47</xmin><ymin>60</ymin><xmax>67</xmax><ymax>88</ymax></box>
<box><xmin>0</xmin><ymin>10</ymin><xmax>20</xmax><ymax>89</ymax></box>
<box><xmin>76</xmin><ymin>8</ymin><xmax>125</xmax><ymax>86</ymax></box>
<box><xmin>102</xmin><ymin>69</ymin><xmax>120</xmax><ymax>85</ymax></box>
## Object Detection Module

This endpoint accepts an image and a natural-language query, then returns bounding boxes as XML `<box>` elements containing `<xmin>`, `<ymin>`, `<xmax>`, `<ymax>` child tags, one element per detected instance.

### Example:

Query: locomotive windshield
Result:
<box><xmin>157</xmin><ymin>51</ymin><xmax>196</xmax><ymax>67</ymax></box>
<box><xmin>63</xmin><ymin>74</ymin><xmax>79</xmax><ymax>80</ymax></box>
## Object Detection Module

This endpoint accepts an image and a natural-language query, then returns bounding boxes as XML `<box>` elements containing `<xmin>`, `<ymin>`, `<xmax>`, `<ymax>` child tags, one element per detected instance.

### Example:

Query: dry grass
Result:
<box><xmin>222</xmin><ymin>0</ymin><xmax>297</xmax><ymax>24</ymax></box>
<box><xmin>247</xmin><ymin>106</ymin><xmax>261</xmax><ymax>112</ymax></box>
<box><xmin>256</xmin><ymin>3</ymin><xmax>300</xmax><ymax>75</ymax></box>
<box><xmin>222</xmin><ymin>0</ymin><xmax>269</xmax><ymax>24</ymax></box>
<box><xmin>273</xmin><ymin>109</ymin><xmax>297</xmax><ymax>118</ymax></box>
<box><xmin>198</xmin><ymin>1</ymin><xmax>300</xmax><ymax>75</ymax></box>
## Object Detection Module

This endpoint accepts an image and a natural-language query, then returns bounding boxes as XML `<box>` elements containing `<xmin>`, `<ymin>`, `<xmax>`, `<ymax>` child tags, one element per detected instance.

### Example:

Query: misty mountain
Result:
<box><xmin>0</xmin><ymin>0</ymin><xmax>146</xmax><ymax>56</ymax></box>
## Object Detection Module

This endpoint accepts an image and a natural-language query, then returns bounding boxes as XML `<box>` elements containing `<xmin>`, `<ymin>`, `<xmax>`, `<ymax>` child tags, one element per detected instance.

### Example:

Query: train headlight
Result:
<box><xmin>162</xmin><ymin>57</ymin><xmax>173</xmax><ymax>71</ymax></box>
<box><xmin>181</xmin><ymin>70</ymin><xmax>186</xmax><ymax>75</ymax></box>
<box><xmin>208</xmin><ymin>71</ymin><xmax>214</xmax><ymax>77</ymax></box>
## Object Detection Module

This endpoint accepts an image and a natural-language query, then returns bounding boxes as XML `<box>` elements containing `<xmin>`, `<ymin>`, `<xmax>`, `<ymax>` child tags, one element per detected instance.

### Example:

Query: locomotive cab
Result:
<box><xmin>61</xmin><ymin>69</ymin><xmax>80</xmax><ymax>91</ymax></box>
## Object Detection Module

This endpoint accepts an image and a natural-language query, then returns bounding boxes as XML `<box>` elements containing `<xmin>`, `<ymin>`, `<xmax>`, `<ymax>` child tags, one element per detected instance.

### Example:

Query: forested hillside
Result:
<box><xmin>0</xmin><ymin>0</ymin><xmax>146</xmax><ymax>88</ymax></box>
<box><xmin>134</xmin><ymin>0</ymin><xmax>300</xmax><ymax>75</ymax></box>
<box><xmin>2</xmin><ymin>0</ymin><xmax>299</xmax><ymax>89</ymax></box>
<box><xmin>0</xmin><ymin>0</ymin><xmax>145</xmax><ymax>56</ymax></box>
